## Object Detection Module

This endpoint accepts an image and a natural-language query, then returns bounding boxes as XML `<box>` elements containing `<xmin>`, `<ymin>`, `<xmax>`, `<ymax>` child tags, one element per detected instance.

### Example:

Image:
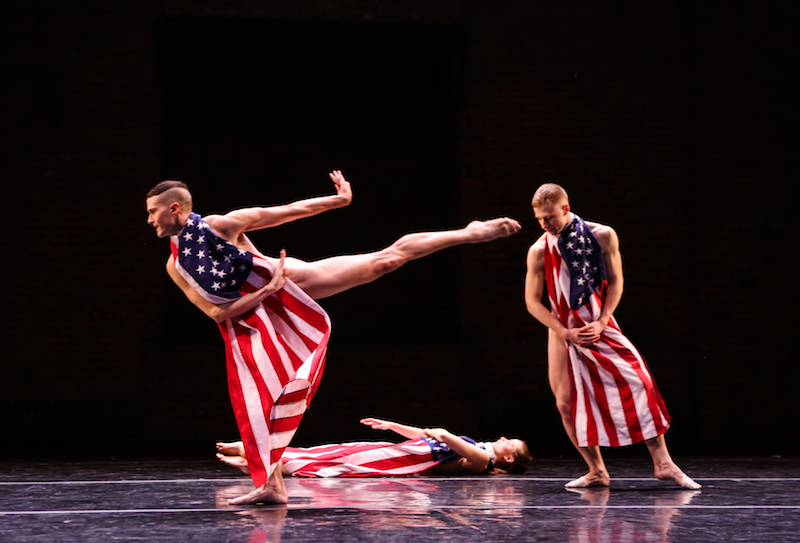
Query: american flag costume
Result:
<box><xmin>544</xmin><ymin>215</ymin><xmax>670</xmax><ymax>447</ymax></box>
<box><xmin>281</xmin><ymin>436</ymin><xmax>489</xmax><ymax>478</ymax></box>
<box><xmin>170</xmin><ymin>213</ymin><xmax>331</xmax><ymax>488</ymax></box>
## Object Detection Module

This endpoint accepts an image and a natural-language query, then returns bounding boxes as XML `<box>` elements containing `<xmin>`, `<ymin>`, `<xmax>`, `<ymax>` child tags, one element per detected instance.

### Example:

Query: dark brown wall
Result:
<box><xmin>2</xmin><ymin>0</ymin><xmax>796</xmax><ymax>458</ymax></box>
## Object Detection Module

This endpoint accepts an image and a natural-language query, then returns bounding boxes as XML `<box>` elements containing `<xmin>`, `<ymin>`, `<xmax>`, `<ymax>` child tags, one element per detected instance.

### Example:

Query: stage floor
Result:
<box><xmin>1</xmin><ymin>456</ymin><xmax>798</xmax><ymax>542</ymax></box>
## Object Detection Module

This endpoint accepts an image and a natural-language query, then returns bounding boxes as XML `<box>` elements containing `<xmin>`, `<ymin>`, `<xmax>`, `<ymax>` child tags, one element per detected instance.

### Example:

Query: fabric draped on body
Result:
<box><xmin>544</xmin><ymin>215</ymin><xmax>670</xmax><ymax>447</ymax></box>
<box><xmin>170</xmin><ymin>214</ymin><xmax>331</xmax><ymax>487</ymax></box>
<box><xmin>281</xmin><ymin>436</ymin><xmax>483</xmax><ymax>478</ymax></box>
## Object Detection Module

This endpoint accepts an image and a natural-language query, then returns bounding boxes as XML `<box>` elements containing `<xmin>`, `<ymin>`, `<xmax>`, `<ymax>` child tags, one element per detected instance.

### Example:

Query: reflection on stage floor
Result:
<box><xmin>1</xmin><ymin>456</ymin><xmax>798</xmax><ymax>542</ymax></box>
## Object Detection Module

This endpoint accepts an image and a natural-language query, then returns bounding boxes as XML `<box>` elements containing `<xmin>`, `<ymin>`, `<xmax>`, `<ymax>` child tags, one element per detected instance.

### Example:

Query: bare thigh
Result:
<box><xmin>282</xmin><ymin>253</ymin><xmax>388</xmax><ymax>300</ymax></box>
<box><xmin>547</xmin><ymin>329</ymin><xmax>572</xmax><ymax>404</ymax></box>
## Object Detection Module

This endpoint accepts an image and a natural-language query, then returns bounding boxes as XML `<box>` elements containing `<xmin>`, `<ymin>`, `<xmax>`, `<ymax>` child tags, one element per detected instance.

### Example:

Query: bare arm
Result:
<box><xmin>208</xmin><ymin>170</ymin><xmax>352</xmax><ymax>240</ymax></box>
<box><xmin>423</xmin><ymin>428</ymin><xmax>491</xmax><ymax>474</ymax></box>
<box><xmin>166</xmin><ymin>250</ymin><xmax>287</xmax><ymax>324</ymax></box>
<box><xmin>596</xmin><ymin>225</ymin><xmax>623</xmax><ymax>326</ymax></box>
<box><xmin>360</xmin><ymin>418</ymin><xmax>426</xmax><ymax>440</ymax></box>
<box><xmin>525</xmin><ymin>239</ymin><xmax>576</xmax><ymax>342</ymax></box>
<box><xmin>575</xmin><ymin>224</ymin><xmax>624</xmax><ymax>343</ymax></box>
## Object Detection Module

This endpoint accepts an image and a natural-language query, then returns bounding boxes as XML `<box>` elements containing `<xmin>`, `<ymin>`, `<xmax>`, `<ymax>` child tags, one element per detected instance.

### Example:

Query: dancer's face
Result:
<box><xmin>494</xmin><ymin>436</ymin><xmax>525</xmax><ymax>466</ymax></box>
<box><xmin>532</xmin><ymin>199</ymin><xmax>571</xmax><ymax>236</ymax></box>
<box><xmin>146</xmin><ymin>196</ymin><xmax>183</xmax><ymax>238</ymax></box>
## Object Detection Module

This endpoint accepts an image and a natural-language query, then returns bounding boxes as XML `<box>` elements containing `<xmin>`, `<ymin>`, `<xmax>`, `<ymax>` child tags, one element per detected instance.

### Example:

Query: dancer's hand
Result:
<box><xmin>423</xmin><ymin>428</ymin><xmax>450</xmax><ymax>442</ymax></box>
<box><xmin>577</xmin><ymin>321</ymin><xmax>604</xmax><ymax>345</ymax></box>
<box><xmin>329</xmin><ymin>170</ymin><xmax>352</xmax><ymax>206</ymax></box>
<box><xmin>266</xmin><ymin>250</ymin><xmax>287</xmax><ymax>293</ymax></box>
<box><xmin>360</xmin><ymin>418</ymin><xmax>392</xmax><ymax>431</ymax></box>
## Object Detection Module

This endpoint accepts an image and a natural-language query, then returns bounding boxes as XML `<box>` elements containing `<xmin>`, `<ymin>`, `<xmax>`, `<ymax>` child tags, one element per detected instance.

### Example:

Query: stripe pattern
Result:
<box><xmin>544</xmin><ymin>228</ymin><xmax>670</xmax><ymax>448</ymax></box>
<box><xmin>170</xmin><ymin>234</ymin><xmax>331</xmax><ymax>488</ymax></box>
<box><xmin>281</xmin><ymin>439</ymin><xmax>443</xmax><ymax>478</ymax></box>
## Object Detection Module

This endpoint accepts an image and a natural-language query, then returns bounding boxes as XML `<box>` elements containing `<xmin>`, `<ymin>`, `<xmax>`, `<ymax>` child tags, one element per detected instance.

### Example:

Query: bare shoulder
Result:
<box><xmin>202</xmin><ymin>213</ymin><xmax>224</xmax><ymax>229</ymax></box>
<box><xmin>527</xmin><ymin>233</ymin><xmax>548</xmax><ymax>258</ymax></box>
<box><xmin>201</xmin><ymin>213</ymin><xmax>240</xmax><ymax>243</ymax></box>
<box><xmin>526</xmin><ymin>234</ymin><xmax>548</xmax><ymax>271</ymax></box>
<box><xmin>585</xmin><ymin>220</ymin><xmax>618</xmax><ymax>247</ymax></box>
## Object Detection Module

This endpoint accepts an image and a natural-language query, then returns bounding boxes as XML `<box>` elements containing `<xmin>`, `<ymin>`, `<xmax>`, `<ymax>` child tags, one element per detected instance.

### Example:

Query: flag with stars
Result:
<box><xmin>557</xmin><ymin>215</ymin><xmax>607</xmax><ymax>310</ymax></box>
<box><xmin>281</xmin><ymin>436</ymin><xmax>481</xmax><ymax>478</ymax></box>
<box><xmin>173</xmin><ymin>213</ymin><xmax>254</xmax><ymax>303</ymax></box>
<box><xmin>543</xmin><ymin>214</ymin><xmax>671</xmax><ymax>449</ymax></box>
<box><xmin>170</xmin><ymin>214</ymin><xmax>331</xmax><ymax>489</ymax></box>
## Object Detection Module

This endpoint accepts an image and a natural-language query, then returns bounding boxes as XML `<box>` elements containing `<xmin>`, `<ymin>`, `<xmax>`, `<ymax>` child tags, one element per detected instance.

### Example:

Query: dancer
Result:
<box><xmin>524</xmin><ymin>183</ymin><xmax>700</xmax><ymax>490</ymax></box>
<box><xmin>145</xmin><ymin>171</ymin><xmax>521</xmax><ymax>504</ymax></box>
<box><xmin>216</xmin><ymin>417</ymin><xmax>532</xmax><ymax>477</ymax></box>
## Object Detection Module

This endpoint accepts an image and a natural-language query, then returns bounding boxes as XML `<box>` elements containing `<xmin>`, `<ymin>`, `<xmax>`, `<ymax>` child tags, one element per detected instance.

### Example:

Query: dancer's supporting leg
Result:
<box><xmin>548</xmin><ymin>331</ymin><xmax>611</xmax><ymax>488</ymax></box>
<box><xmin>229</xmin><ymin>219</ymin><xmax>520</xmax><ymax>505</ymax></box>
<box><xmin>645</xmin><ymin>435</ymin><xmax>702</xmax><ymax>490</ymax></box>
<box><xmin>229</xmin><ymin>465</ymin><xmax>288</xmax><ymax>505</ymax></box>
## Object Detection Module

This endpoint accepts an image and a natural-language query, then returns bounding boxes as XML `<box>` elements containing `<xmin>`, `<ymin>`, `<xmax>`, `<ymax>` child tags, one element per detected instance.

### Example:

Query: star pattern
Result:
<box><xmin>423</xmin><ymin>436</ymin><xmax>482</xmax><ymax>464</ymax></box>
<box><xmin>558</xmin><ymin>215</ymin><xmax>607</xmax><ymax>310</ymax></box>
<box><xmin>176</xmin><ymin>213</ymin><xmax>254</xmax><ymax>300</ymax></box>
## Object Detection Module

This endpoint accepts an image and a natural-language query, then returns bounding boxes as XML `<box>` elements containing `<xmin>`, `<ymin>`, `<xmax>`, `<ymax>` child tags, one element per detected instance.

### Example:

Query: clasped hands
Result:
<box><xmin>563</xmin><ymin>320</ymin><xmax>605</xmax><ymax>346</ymax></box>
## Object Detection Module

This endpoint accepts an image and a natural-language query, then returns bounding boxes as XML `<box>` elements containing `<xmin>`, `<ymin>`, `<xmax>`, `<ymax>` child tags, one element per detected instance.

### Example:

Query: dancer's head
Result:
<box><xmin>146</xmin><ymin>180</ymin><xmax>193</xmax><ymax>238</ymax></box>
<box><xmin>531</xmin><ymin>183</ymin><xmax>571</xmax><ymax>236</ymax></box>
<box><xmin>492</xmin><ymin>437</ymin><xmax>532</xmax><ymax>474</ymax></box>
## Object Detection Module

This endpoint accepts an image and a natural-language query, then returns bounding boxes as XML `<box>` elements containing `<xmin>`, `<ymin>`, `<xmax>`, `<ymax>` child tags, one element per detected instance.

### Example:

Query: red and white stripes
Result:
<box><xmin>219</xmin><ymin>254</ymin><xmax>330</xmax><ymax>487</ymax></box>
<box><xmin>281</xmin><ymin>439</ymin><xmax>439</xmax><ymax>478</ymax></box>
<box><xmin>544</xmin><ymin>234</ymin><xmax>670</xmax><ymax>448</ymax></box>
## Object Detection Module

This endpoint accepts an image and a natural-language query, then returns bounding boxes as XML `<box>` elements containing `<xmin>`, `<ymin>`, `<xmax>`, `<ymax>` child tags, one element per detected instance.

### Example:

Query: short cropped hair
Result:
<box><xmin>146</xmin><ymin>180</ymin><xmax>192</xmax><ymax>211</ymax></box>
<box><xmin>532</xmin><ymin>183</ymin><xmax>568</xmax><ymax>207</ymax></box>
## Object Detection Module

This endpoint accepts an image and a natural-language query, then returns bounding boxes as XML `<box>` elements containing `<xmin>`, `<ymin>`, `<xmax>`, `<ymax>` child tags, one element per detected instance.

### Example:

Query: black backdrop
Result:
<box><xmin>2</xmin><ymin>0</ymin><xmax>797</xmax><ymax>459</ymax></box>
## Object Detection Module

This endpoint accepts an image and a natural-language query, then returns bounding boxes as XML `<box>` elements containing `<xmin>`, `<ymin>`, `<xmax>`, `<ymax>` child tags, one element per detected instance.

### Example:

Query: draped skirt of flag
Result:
<box><xmin>218</xmin><ymin>255</ymin><xmax>331</xmax><ymax>488</ymax></box>
<box><xmin>281</xmin><ymin>439</ymin><xmax>441</xmax><ymax>478</ymax></box>
<box><xmin>544</xmin><ymin>237</ymin><xmax>670</xmax><ymax>448</ymax></box>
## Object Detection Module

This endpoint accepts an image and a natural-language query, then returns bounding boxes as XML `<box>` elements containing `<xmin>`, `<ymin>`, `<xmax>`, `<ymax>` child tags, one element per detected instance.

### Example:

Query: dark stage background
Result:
<box><xmin>2</xmin><ymin>1</ymin><xmax>797</xmax><ymax>459</ymax></box>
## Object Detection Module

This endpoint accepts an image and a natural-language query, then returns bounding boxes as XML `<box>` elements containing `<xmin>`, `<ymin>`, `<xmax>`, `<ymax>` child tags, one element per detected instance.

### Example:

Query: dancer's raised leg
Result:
<box><xmin>285</xmin><ymin>217</ymin><xmax>521</xmax><ymax>299</ymax></box>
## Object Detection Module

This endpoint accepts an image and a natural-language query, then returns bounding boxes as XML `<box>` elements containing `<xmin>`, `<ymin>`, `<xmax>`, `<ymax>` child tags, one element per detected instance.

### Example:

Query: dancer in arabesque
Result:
<box><xmin>146</xmin><ymin>170</ymin><xmax>521</xmax><ymax>503</ymax></box>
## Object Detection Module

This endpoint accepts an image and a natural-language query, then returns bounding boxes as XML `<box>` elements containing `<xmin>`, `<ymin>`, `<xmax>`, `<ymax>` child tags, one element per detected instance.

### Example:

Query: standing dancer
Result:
<box><xmin>145</xmin><ymin>171</ymin><xmax>521</xmax><ymax>504</ymax></box>
<box><xmin>216</xmin><ymin>417</ymin><xmax>532</xmax><ymax>477</ymax></box>
<box><xmin>524</xmin><ymin>183</ymin><xmax>700</xmax><ymax>490</ymax></box>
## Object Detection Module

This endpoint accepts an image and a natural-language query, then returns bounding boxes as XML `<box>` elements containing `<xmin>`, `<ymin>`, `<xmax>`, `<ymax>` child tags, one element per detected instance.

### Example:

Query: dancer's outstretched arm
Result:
<box><xmin>360</xmin><ymin>418</ymin><xmax>427</xmax><ymax>440</ymax></box>
<box><xmin>208</xmin><ymin>170</ymin><xmax>352</xmax><ymax>238</ymax></box>
<box><xmin>423</xmin><ymin>428</ymin><xmax>492</xmax><ymax>473</ymax></box>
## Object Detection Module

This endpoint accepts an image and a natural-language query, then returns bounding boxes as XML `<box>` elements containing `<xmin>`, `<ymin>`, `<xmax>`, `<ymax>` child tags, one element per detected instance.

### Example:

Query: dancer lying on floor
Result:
<box><xmin>216</xmin><ymin>417</ymin><xmax>533</xmax><ymax>477</ymax></box>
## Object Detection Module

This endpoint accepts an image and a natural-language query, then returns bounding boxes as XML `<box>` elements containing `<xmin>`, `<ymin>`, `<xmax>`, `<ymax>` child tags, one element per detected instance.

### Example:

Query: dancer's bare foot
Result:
<box><xmin>216</xmin><ymin>441</ymin><xmax>245</xmax><ymax>456</ymax></box>
<box><xmin>229</xmin><ymin>467</ymin><xmax>288</xmax><ymax>505</ymax></box>
<box><xmin>465</xmin><ymin>218</ymin><xmax>522</xmax><ymax>242</ymax></box>
<box><xmin>229</xmin><ymin>483</ymin><xmax>288</xmax><ymax>505</ymax></box>
<box><xmin>654</xmin><ymin>462</ymin><xmax>702</xmax><ymax>490</ymax></box>
<box><xmin>565</xmin><ymin>471</ymin><xmax>611</xmax><ymax>489</ymax></box>
<box><xmin>217</xmin><ymin>452</ymin><xmax>250</xmax><ymax>475</ymax></box>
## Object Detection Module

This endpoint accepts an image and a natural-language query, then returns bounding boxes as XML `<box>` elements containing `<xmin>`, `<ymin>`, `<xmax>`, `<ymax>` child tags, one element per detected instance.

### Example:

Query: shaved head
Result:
<box><xmin>532</xmin><ymin>183</ymin><xmax>568</xmax><ymax>208</ymax></box>
<box><xmin>146</xmin><ymin>180</ymin><xmax>193</xmax><ymax>212</ymax></box>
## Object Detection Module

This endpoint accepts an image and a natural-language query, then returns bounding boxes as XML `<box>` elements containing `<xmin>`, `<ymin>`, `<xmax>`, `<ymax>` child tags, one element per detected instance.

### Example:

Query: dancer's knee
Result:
<box><xmin>555</xmin><ymin>398</ymin><xmax>572</xmax><ymax>421</ymax></box>
<box><xmin>371</xmin><ymin>251</ymin><xmax>404</xmax><ymax>277</ymax></box>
